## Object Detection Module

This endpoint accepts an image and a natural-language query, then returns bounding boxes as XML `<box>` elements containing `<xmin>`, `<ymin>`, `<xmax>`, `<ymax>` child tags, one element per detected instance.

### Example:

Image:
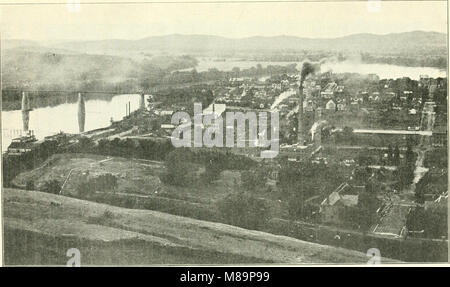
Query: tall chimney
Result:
<box><xmin>298</xmin><ymin>83</ymin><xmax>304</xmax><ymax>144</ymax></box>
<box><xmin>77</xmin><ymin>93</ymin><xmax>86</xmax><ymax>133</ymax></box>
<box><xmin>316</xmin><ymin>107</ymin><xmax>322</xmax><ymax>147</ymax></box>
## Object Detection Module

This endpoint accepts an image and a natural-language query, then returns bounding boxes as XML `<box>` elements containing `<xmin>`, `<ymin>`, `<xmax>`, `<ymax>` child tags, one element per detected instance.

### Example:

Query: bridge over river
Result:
<box><xmin>353</xmin><ymin>129</ymin><xmax>432</xmax><ymax>136</ymax></box>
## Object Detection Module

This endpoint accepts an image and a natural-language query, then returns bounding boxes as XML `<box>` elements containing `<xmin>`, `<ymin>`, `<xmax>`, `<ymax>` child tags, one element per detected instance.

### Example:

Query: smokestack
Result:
<box><xmin>316</xmin><ymin>108</ymin><xmax>322</xmax><ymax>147</ymax></box>
<box><xmin>77</xmin><ymin>93</ymin><xmax>86</xmax><ymax>133</ymax></box>
<box><xmin>297</xmin><ymin>62</ymin><xmax>315</xmax><ymax>145</ymax></box>
<box><xmin>21</xmin><ymin>92</ymin><xmax>31</xmax><ymax>132</ymax></box>
<box><xmin>298</xmin><ymin>83</ymin><xmax>304</xmax><ymax>144</ymax></box>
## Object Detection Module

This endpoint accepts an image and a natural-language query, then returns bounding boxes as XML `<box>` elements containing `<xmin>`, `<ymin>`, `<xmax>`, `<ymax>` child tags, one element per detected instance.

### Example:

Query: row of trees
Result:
<box><xmin>140</xmin><ymin>63</ymin><xmax>298</xmax><ymax>89</ymax></box>
<box><xmin>160</xmin><ymin>148</ymin><xmax>257</xmax><ymax>187</ymax></box>
<box><xmin>153</xmin><ymin>85</ymin><xmax>214</xmax><ymax>110</ymax></box>
<box><xmin>361</xmin><ymin>53</ymin><xmax>447</xmax><ymax>69</ymax></box>
<box><xmin>3</xmin><ymin>140</ymin><xmax>58</xmax><ymax>187</ymax></box>
<box><xmin>70</xmin><ymin>137</ymin><xmax>175</xmax><ymax>162</ymax></box>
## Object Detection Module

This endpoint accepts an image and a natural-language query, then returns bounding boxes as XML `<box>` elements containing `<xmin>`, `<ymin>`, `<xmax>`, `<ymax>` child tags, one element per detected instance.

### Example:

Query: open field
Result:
<box><xmin>12</xmin><ymin>153</ymin><xmax>164</xmax><ymax>196</ymax></box>
<box><xmin>3</xmin><ymin>188</ymin><xmax>375</xmax><ymax>265</ymax></box>
<box><xmin>12</xmin><ymin>153</ymin><xmax>288</xmax><ymax>219</ymax></box>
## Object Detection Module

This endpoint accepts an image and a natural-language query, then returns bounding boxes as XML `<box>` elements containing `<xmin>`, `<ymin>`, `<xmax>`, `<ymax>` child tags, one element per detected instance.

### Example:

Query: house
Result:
<box><xmin>432</xmin><ymin>126</ymin><xmax>448</xmax><ymax>147</ymax></box>
<box><xmin>320</xmin><ymin>182</ymin><xmax>360</xmax><ymax>225</ymax></box>
<box><xmin>320</xmin><ymin>82</ymin><xmax>339</xmax><ymax>98</ymax></box>
<box><xmin>305</xmin><ymin>100</ymin><xmax>315</xmax><ymax>112</ymax></box>
<box><xmin>349</xmin><ymin>101</ymin><xmax>360</xmax><ymax>111</ymax></box>
<box><xmin>159</xmin><ymin>110</ymin><xmax>174</xmax><ymax>116</ymax></box>
<box><xmin>7</xmin><ymin>134</ymin><xmax>38</xmax><ymax>155</ymax></box>
<box><xmin>425</xmin><ymin>191</ymin><xmax>448</xmax><ymax>211</ymax></box>
<box><xmin>161</xmin><ymin>124</ymin><xmax>175</xmax><ymax>129</ymax></box>
<box><xmin>429</xmin><ymin>84</ymin><xmax>438</xmax><ymax>97</ymax></box>
<box><xmin>408</xmin><ymin>108</ymin><xmax>417</xmax><ymax>115</ymax></box>
<box><xmin>401</xmin><ymin>91</ymin><xmax>413</xmax><ymax>101</ymax></box>
<box><xmin>203</xmin><ymin>103</ymin><xmax>226</xmax><ymax>117</ymax></box>
<box><xmin>337</xmin><ymin>103</ymin><xmax>346</xmax><ymax>111</ymax></box>
<box><xmin>419</xmin><ymin>75</ymin><xmax>430</xmax><ymax>87</ymax></box>
<box><xmin>325</xmin><ymin>100</ymin><xmax>336</xmax><ymax>110</ymax></box>
<box><xmin>372</xmin><ymin>92</ymin><xmax>380</xmax><ymax>102</ymax></box>
<box><xmin>288</xmin><ymin>97</ymin><xmax>299</xmax><ymax>104</ymax></box>
<box><xmin>385</xmin><ymin>92</ymin><xmax>397</xmax><ymax>99</ymax></box>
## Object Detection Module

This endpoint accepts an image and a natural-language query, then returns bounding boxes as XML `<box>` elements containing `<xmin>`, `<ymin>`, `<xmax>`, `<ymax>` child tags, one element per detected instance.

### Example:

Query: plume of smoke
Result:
<box><xmin>300</xmin><ymin>62</ymin><xmax>315</xmax><ymax>87</ymax></box>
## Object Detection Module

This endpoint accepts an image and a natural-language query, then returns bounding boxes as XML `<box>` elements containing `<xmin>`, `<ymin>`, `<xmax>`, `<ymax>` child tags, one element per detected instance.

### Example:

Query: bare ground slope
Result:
<box><xmin>3</xmin><ymin>188</ymin><xmax>385</xmax><ymax>265</ymax></box>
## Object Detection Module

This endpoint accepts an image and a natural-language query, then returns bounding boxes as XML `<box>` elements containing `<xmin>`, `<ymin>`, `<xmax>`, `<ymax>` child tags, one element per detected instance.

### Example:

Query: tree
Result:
<box><xmin>42</xmin><ymin>180</ymin><xmax>62</xmax><ymax>194</ymax></box>
<box><xmin>277</xmin><ymin>161</ymin><xmax>341</xmax><ymax>219</ymax></box>
<box><xmin>353</xmin><ymin>166</ymin><xmax>371</xmax><ymax>184</ymax></box>
<box><xmin>396</xmin><ymin>164</ymin><xmax>415</xmax><ymax>190</ymax></box>
<box><xmin>405</xmin><ymin>144</ymin><xmax>415</xmax><ymax>166</ymax></box>
<box><xmin>202</xmin><ymin>158</ymin><xmax>222</xmax><ymax>184</ymax></box>
<box><xmin>201</xmin><ymin>89</ymin><xmax>215</xmax><ymax>107</ymax></box>
<box><xmin>339</xmin><ymin>126</ymin><xmax>355</xmax><ymax>145</ymax></box>
<box><xmin>160</xmin><ymin>148</ymin><xmax>196</xmax><ymax>186</ymax></box>
<box><xmin>231</xmin><ymin>67</ymin><xmax>241</xmax><ymax>78</ymax></box>
<box><xmin>393</xmin><ymin>145</ymin><xmax>400</xmax><ymax>166</ymax></box>
<box><xmin>77</xmin><ymin>136</ymin><xmax>95</xmax><ymax>152</ymax></box>
<box><xmin>217</xmin><ymin>191</ymin><xmax>270</xmax><ymax>230</ymax></box>
<box><xmin>76</xmin><ymin>181</ymin><xmax>92</xmax><ymax>198</ymax></box>
<box><xmin>393</xmin><ymin>143</ymin><xmax>416</xmax><ymax>190</ymax></box>
<box><xmin>357</xmin><ymin>187</ymin><xmax>380</xmax><ymax>231</ymax></box>
<box><xmin>414</xmin><ymin>172</ymin><xmax>430</xmax><ymax>204</ymax></box>
<box><xmin>387</xmin><ymin>145</ymin><xmax>394</xmax><ymax>164</ymax></box>
<box><xmin>357</xmin><ymin>149</ymin><xmax>372</xmax><ymax>166</ymax></box>
<box><xmin>25</xmin><ymin>180</ymin><xmax>35</xmax><ymax>191</ymax></box>
<box><xmin>241</xmin><ymin>168</ymin><xmax>267</xmax><ymax>193</ymax></box>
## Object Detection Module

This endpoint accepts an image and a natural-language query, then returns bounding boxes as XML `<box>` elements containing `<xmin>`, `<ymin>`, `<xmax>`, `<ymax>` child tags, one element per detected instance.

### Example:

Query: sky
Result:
<box><xmin>0</xmin><ymin>0</ymin><xmax>447</xmax><ymax>41</ymax></box>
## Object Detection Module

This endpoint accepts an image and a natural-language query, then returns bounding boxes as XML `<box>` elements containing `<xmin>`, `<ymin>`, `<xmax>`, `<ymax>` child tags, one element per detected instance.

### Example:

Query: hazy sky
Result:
<box><xmin>0</xmin><ymin>0</ymin><xmax>447</xmax><ymax>41</ymax></box>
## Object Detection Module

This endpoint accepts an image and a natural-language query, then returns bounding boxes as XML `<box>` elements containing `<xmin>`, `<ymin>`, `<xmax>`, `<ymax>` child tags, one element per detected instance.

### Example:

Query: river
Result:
<box><xmin>1</xmin><ymin>94</ymin><xmax>145</xmax><ymax>151</ymax></box>
<box><xmin>320</xmin><ymin>61</ymin><xmax>446</xmax><ymax>80</ymax></box>
<box><xmin>186</xmin><ymin>58</ymin><xmax>446</xmax><ymax>80</ymax></box>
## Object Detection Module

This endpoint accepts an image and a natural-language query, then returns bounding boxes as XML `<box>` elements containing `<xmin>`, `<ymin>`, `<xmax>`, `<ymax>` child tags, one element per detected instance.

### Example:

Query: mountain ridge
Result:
<box><xmin>4</xmin><ymin>31</ymin><xmax>446</xmax><ymax>55</ymax></box>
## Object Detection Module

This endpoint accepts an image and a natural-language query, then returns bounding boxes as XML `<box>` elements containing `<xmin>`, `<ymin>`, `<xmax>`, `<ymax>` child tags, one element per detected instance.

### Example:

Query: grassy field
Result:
<box><xmin>3</xmin><ymin>188</ymin><xmax>372</xmax><ymax>265</ymax></box>
<box><xmin>12</xmin><ymin>153</ymin><xmax>288</xmax><ymax>220</ymax></box>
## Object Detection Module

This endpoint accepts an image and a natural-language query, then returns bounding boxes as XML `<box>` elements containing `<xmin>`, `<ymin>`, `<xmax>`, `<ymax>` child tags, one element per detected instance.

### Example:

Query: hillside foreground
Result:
<box><xmin>2</xmin><ymin>188</ymin><xmax>396</xmax><ymax>265</ymax></box>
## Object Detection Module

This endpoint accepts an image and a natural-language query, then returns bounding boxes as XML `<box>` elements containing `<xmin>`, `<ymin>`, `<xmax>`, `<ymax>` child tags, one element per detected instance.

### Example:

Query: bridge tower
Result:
<box><xmin>77</xmin><ymin>93</ymin><xmax>86</xmax><ymax>133</ymax></box>
<box><xmin>21</xmin><ymin>91</ymin><xmax>32</xmax><ymax>132</ymax></box>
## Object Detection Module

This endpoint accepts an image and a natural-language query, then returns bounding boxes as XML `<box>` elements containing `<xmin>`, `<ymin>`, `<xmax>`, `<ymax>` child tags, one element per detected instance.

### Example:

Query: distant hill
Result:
<box><xmin>2</xmin><ymin>39</ymin><xmax>39</xmax><ymax>50</ymax></box>
<box><xmin>1</xmin><ymin>46</ymin><xmax>197</xmax><ymax>91</ymax></box>
<box><xmin>24</xmin><ymin>31</ymin><xmax>445</xmax><ymax>55</ymax></box>
<box><xmin>1</xmin><ymin>31</ymin><xmax>446</xmax><ymax>93</ymax></box>
<box><xmin>1</xmin><ymin>48</ymin><xmax>139</xmax><ymax>89</ymax></box>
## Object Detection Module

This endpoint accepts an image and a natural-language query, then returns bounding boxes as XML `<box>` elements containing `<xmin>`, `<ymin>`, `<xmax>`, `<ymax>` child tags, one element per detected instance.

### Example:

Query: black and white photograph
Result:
<box><xmin>0</xmin><ymin>0</ymin><xmax>448</xmax><ymax>266</ymax></box>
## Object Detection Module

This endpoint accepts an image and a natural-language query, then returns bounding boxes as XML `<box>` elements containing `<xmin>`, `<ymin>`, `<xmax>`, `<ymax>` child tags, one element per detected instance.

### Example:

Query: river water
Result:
<box><xmin>184</xmin><ymin>58</ymin><xmax>447</xmax><ymax>80</ymax></box>
<box><xmin>320</xmin><ymin>61</ymin><xmax>446</xmax><ymax>80</ymax></box>
<box><xmin>1</xmin><ymin>94</ymin><xmax>143</xmax><ymax>151</ymax></box>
